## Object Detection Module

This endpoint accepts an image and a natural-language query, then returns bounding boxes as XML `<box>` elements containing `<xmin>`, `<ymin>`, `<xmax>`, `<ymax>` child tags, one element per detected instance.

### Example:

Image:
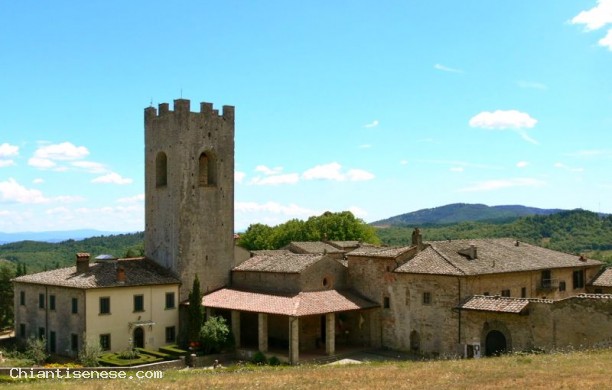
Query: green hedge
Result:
<box><xmin>159</xmin><ymin>345</ymin><xmax>189</xmax><ymax>357</ymax></box>
<box><xmin>135</xmin><ymin>348</ymin><xmax>172</xmax><ymax>360</ymax></box>
<box><xmin>98</xmin><ymin>352</ymin><xmax>163</xmax><ymax>367</ymax></box>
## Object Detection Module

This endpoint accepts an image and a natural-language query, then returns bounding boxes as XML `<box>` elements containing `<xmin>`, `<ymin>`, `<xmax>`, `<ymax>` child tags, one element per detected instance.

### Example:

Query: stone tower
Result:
<box><xmin>144</xmin><ymin>99</ymin><xmax>234</xmax><ymax>300</ymax></box>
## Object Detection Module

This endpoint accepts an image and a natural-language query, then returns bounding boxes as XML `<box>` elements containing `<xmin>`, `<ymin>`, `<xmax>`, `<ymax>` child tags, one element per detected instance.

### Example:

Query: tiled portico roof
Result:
<box><xmin>591</xmin><ymin>268</ymin><xmax>612</xmax><ymax>287</ymax></box>
<box><xmin>458</xmin><ymin>295</ymin><xmax>529</xmax><ymax>314</ymax></box>
<box><xmin>233</xmin><ymin>253</ymin><xmax>325</xmax><ymax>273</ymax></box>
<box><xmin>348</xmin><ymin>245</ymin><xmax>414</xmax><ymax>258</ymax></box>
<box><xmin>203</xmin><ymin>288</ymin><xmax>378</xmax><ymax>316</ymax></box>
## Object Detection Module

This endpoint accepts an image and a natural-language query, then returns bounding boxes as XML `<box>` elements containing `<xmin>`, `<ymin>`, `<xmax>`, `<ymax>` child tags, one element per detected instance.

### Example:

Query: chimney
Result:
<box><xmin>116</xmin><ymin>265</ymin><xmax>126</xmax><ymax>284</ymax></box>
<box><xmin>411</xmin><ymin>228</ymin><xmax>423</xmax><ymax>249</ymax></box>
<box><xmin>76</xmin><ymin>253</ymin><xmax>90</xmax><ymax>273</ymax></box>
<box><xmin>458</xmin><ymin>245</ymin><xmax>477</xmax><ymax>260</ymax></box>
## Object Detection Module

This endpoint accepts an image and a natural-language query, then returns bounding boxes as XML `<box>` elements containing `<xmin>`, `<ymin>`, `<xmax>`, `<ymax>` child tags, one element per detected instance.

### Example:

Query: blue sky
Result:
<box><xmin>1</xmin><ymin>0</ymin><xmax>611</xmax><ymax>233</ymax></box>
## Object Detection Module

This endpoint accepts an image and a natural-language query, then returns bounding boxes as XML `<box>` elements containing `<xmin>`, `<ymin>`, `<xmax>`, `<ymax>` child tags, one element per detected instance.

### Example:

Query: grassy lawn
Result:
<box><xmin>3</xmin><ymin>348</ymin><xmax>612</xmax><ymax>389</ymax></box>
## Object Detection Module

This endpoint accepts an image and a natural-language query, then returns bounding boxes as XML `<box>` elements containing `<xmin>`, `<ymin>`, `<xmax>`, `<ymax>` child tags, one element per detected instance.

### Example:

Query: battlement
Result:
<box><xmin>145</xmin><ymin>99</ymin><xmax>234</xmax><ymax>121</ymax></box>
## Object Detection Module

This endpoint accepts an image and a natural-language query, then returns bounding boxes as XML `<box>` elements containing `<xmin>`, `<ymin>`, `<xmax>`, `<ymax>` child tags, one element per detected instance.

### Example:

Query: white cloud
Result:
<box><xmin>0</xmin><ymin>178</ymin><xmax>49</xmax><ymax>204</ymax></box>
<box><xmin>53</xmin><ymin>195</ymin><xmax>85</xmax><ymax>203</ymax></box>
<box><xmin>235</xmin><ymin>171</ymin><xmax>246</xmax><ymax>183</ymax></box>
<box><xmin>348</xmin><ymin>206</ymin><xmax>368</xmax><ymax>218</ymax></box>
<box><xmin>457</xmin><ymin>178</ymin><xmax>546</xmax><ymax>192</ymax></box>
<box><xmin>235</xmin><ymin>201</ymin><xmax>315</xmax><ymax>216</ymax></box>
<box><xmin>571</xmin><ymin>0</ymin><xmax>612</xmax><ymax>31</ymax></box>
<box><xmin>28</xmin><ymin>142</ymin><xmax>90</xmax><ymax>170</ymax></box>
<box><xmin>434</xmin><ymin>63</ymin><xmax>463</xmax><ymax>73</ymax></box>
<box><xmin>255</xmin><ymin>165</ymin><xmax>284</xmax><ymax>175</ymax></box>
<box><xmin>302</xmin><ymin>162</ymin><xmax>375</xmax><ymax>182</ymax></box>
<box><xmin>469</xmin><ymin>110</ymin><xmax>538</xmax><ymax>144</ymax></box>
<box><xmin>249</xmin><ymin>173</ymin><xmax>300</xmax><ymax>186</ymax></box>
<box><xmin>0</xmin><ymin>143</ymin><xmax>19</xmax><ymax>157</ymax></box>
<box><xmin>33</xmin><ymin>178</ymin><xmax>44</xmax><ymax>184</ymax></box>
<box><xmin>28</xmin><ymin>157</ymin><xmax>57</xmax><ymax>169</ymax></box>
<box><xmin>91</xmin><ymin>172</ymin><xmax>133</xmax><ymax>185</ymax></box>
<box><xmin>359</xmin><ymin>144</ymin><xmax>372</xmax><ymax>149</ymax></box>
<box><xmin>72</xmin><ymin>161</ymin><xmax>108</xmax><ymax>174</ymax></box>
<box><xmin>571</xmin><ymin>0</ymin><xmax>612</xmax><ymax>50</ymax></box>
<box><xmin>364</xmin><ymin>120</ymin><xmax>379</xmax><ymax>128</ymax></box>
<box><xmin>517</xmin><ymin>81</ymin><xmax>547</xmax><ymax>90</ymax></box>
<box><xmin>117</xmin><ymin>194</ymin><xmax>145</xmax><ymax>203</ymax></box>
<box><xmin>0</xmin><ymin>143</ymin><xmax>18</xmax><ymax>166</ymax></box>
<box><xmin>400</xmin><ymin>160</ymin><xmax>409</xmax><ymax>165</ymax></box>
<box><xmin>516</xmin><ymin>161</ymin><xmax>529</xmax><ymax>168</ymax></box>
<box><xmin>450</xmin><ymin>167</ymin><xmax>464</xmax><ymax>172</ymax></box>
<box><xmin>554</xmin><ymin>162</ymin><xmax>584</xmax><ymax>173</ymax></box>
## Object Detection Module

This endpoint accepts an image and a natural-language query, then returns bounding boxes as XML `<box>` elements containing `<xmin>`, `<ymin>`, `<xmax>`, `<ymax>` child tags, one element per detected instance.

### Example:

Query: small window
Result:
<box><xmin>19</xmin><ymin>324</ymin><xmax>26</xmax><ymax>338</ymax></box>
<box><xmin>521</xmin><ymin>287</ymin><xmax>527</xmax><ymax>298</ymax></box>
<box><xmin>573</xmin><ymin>270</ymin><xmax>585</xmax><ymax>289</ymax></box>
<box><xmin>405</xmin><ymin>288</ymin><xmax>410</xmax><ymax>305</ymax></box>
<box><xmin>383</xmin><ymin>296</ymin><xmax>390</xmax><ymax>309</ymax></box>
<box><xmin>595</xmin><ymin>288</ymin><xmax>603</xmax><ymax>294</ymax></box>
<box><xmin>483</xmin><ymin>292</ymin><xmax>490</xmax><ymax>296</ymax></box>
<box><xmin>49</xmin><ymin>295</ymin><xmax>56</xmax><ymax>311</ymax></box>
<box><xmin>100</xmin><ymin>334</ymin><xmax>111</xmax><ymax>351</ymax></box>
<box><xmin>165</xmin><ymin>326</ymin><xmax>176</xmax><ymax>343</ymax></box>
<box><xmin>198</xmin><ymin>152</ymin><xmax>216</xmax><ymax>186</ymax></box>
<box><xmin>71</xmin><ymin>334</ymin><xmax>78</xmax><ymax>352</ymax></box>
<box><xmin>99</xmin><ymin>297</ymin><xmax>110</xmax><ymax>315</ymax></box>
<box><xmin>20</xmin><ymin>291</ymin><xmax>25</xmax><ymax>306</ymax></box>
<box><xmin>133</xmin><ymin>295</ymin><xmax>144</xmax><ymax>312</ymax></box>
<box><xmin>72</xmin><ymin>297</ymin><xmax>78</xmax><ymax>314</ymax></box>
<box><xmin>423</xmin><ymin>292</ymin><xmax>432</xmax><ymax>305</ymax></box>
<box><xmin>38</xmin><ymin>327</ymin><xmax>45</xmax><ymax>340</ymax></box>
<box><xmin>501</xmin><ymin>289</ymin><xmax>510</xmax><ymax>297</ymax></box>
<box><xmin>165</xmin><ymin>292</ymin><xmax>175</xmax><ymax>309</ymax></box>
<box><xmin>156</xmin><ymin>152</ymin><xmax>168</xmax><ymax>187</ymax></box>
<box><xmin>39</xmin><ymin>293</ymin><xmax>45</xmax><ymax>309</ymax></box>
<box><xmin>559</xmin><ymin>281</ymin><xmax>566</xmax><ymax>292</ymax></box>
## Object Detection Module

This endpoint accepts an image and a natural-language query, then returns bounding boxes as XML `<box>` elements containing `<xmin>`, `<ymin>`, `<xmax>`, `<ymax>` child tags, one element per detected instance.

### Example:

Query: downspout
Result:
<box><xmin>457</xmin><ymin>277</ymin><xmax>461</xmax><ymax>348</ymax></box>
<box><xmin>45</xmin><ymin>286</ymin><xmax>49</xmax><ymax>352</ymax></box>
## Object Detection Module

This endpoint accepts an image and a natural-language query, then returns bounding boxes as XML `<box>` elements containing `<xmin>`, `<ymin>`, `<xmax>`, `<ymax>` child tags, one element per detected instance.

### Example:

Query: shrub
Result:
<box><xmin>98</xmin><ymin>352</ymin><xmax>162</xmax><ymax>367</ymax></box>
<box><xmin>79</xmin><ymin>340</ymin><xmax>103</xmax><ymax>367</ymax></box>
<box><xmin>25</xmin><ymin>338</ymin><xmax>47</xmax><ymax>365</ymax></box>
<box><xmin>251</xmin><ymin>351</ymin><xmax>267</xmax><ymax>365</ymax></box>
<box><xmin>268</xmin><ymin>356</ymin><xmax>281</xmax><ymax>366</ymax></box>
<box><xmin>159</xmin><ymin>345</ymin><xmax>189</xmax><ymax>357</ymax></box>
<box><xmin>199</xmin><ymin>316</ymin><xmax>231</xmax><ymax>354</ymax></box>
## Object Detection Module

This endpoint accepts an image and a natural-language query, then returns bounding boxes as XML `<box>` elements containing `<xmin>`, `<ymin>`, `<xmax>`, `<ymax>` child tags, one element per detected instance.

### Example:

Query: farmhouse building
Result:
<box><xmin>12</xmin><ymin>99</ymin><xmax>612</xmax><ymax>362</ymax></box>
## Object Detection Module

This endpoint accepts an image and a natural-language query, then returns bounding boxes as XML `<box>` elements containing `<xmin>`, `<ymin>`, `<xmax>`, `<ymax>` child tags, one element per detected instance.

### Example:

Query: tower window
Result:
<box><xmin>156</xmin><ymin>152</ymin><xmax>167</xmax><ymax>187</ymax></box>
<box><xmin>199</xmin><ymin>151</ymin><xmax>216</xmax><ymax>186</ymax></box>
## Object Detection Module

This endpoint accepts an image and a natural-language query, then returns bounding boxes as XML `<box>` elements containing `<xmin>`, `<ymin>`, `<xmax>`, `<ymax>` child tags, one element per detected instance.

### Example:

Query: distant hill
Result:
<box><xmin>0</xmin><ymin>229</ymin><xmax>130</xmax><ymax>245</ymax></box>
<box><xmin>0</xmin><ymin>232</ymin><xmax>144</xmax><ymax>273</ymax></box>
<box><xmin>371</xmin><ymin>203</ymin><xmax>564</xmax><ymax>227</ymax></box>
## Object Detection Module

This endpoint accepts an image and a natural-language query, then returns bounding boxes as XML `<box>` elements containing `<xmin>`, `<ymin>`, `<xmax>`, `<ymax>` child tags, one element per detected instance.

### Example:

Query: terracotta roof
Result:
<box><xmin>233</xmin><ymin>253</ymin><xmax>325</xmax><ymax>273</ymax></box>
<box><xmin>348</xmin><ymin>245</ymin><xmax>414</xmax><ymax>258</ymax></box>
<box><xmin>458</xmin><ymin>295</ymin><xmax>529</xmax><ymax>313</ymax></box>
<box><xmin>395</xmin><ymin>247</ymin><xmax>463</xmax><ymax>275</ymax></box>
<box><xmin>399</xmin><ymin>239</ymin><xmax>602</xmax><ymax>276</ymax></box>
<box><xmin>250</xmin><ymin>249</ymin><xmax>293</xmax><ymax>256</ymax></box>
<box><xmin>287</xmin><ymin>241</ymin><xmax>344</xmax><ymax>254</ymax></box>
<box><xmin>591</xmin><ymin>268</ymin><xmax>612</xmax><ymax>287</ymax></box>
<box><xmin>12</xmin><ymin>257</ymin><xmax>180</xmax><ymax>289</ymax></box>
<box><xmin>203</xmin><ymin>288</ymin><xmax>378</xmax><ymax>316</ymax></box>
<box><xmin>328</xmin><ymin>241</ymin><xmax>361</xmax><ymax>250</ymax></box>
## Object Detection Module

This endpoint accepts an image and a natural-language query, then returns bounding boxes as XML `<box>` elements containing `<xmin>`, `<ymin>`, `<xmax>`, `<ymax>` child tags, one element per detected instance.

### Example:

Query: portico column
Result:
<box><xmin>258</xmin><ymin>313</ymin><xmax>268</xmax><ymax>352</ymax></box>
<box><xmin>325</xmin><ymin>312</ymin><xmax>335</xmax><ymax>355</ymax></box>
<box><xmin>231</xmin><ymin>310</ymin><xmax>241</xmax><ymax>348</ymax></box>
<box><xmin>289</xmin><ymin>316</ymin><xmax>299</xmax><ymax>365</ymax></box>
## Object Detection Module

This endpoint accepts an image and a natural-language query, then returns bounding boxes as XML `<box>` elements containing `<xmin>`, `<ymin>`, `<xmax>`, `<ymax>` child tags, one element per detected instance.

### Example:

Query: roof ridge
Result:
<box><xmin>428</xmin><ymin>244</ymin><xmax>467</xmax><ymax>275</ymax></box>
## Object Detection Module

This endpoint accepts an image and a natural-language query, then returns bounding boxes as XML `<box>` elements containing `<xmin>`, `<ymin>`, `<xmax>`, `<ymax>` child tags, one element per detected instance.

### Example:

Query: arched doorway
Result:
<box><xmin>485</xmin><ymin>330</ymin><xmax>507</xmax><ymax>356</ymax></box>
<box><xmin>133</xmin><ymin>327</ymin><xmax>145</xmax><ymax>348</ymax></box>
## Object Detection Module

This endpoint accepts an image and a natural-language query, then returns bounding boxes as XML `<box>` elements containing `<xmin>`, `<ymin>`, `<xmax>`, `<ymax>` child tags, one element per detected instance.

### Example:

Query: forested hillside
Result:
<box><xmin>0</xmin><ymin>232</ymin><xmax>144</xmax><ymax>273</ymax></box>
<box><xmin>377</xmin><ymin>209</ymin><xmax>612</xmax><ymax>264</ymax></box>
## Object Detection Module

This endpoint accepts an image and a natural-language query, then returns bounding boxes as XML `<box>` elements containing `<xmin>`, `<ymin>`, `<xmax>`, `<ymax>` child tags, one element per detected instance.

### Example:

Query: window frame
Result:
<box><xmin>165</xmin><ymin>326</ymin><xmax>176</xmax><ymax>343</ymax></box>
<box><xmin>422</xmin><ymin>292</ymin><xmax>432</xmax><ymax>305</ymax></box>
<box><xmin>573</xmin><ymin>269</ymin><xmax>585</xmax><ymax>289</ymax></box>
<box><xmin>20</xmin><ymin>291</ymin><xmax>25</xmax><ymax>306</ymax></box>
<box><xmin>100</xmin><ymin>334</ymin><xmax>111</xmax><ymax>351</ymax></box>
<box><xmin>99</xmin><ymin>297</ymin><xmax>111</xmax><ymax>315</ymax></box>
<box><xmin>38</xmin><ymin>293</ymin><xmax>45</xmax><ymax>309</ymax></box>
<box><xmin>165</xmin><ymin>292</ymin><xmax>176</xmax><ymax>309</ymax></box>
<box><xmin>133</xmin><ymin>294</ymin><xmax>144</xmax><ymax>313</ymax></box>
<box><xmin>49</xmin><ymin>295</ymin><xmax>56</xmax><ymax>311</ymax></box>
<box><xmin>72</xmin><ymin>297</ymin><xmax>78</xmax><ymax>314</ymax></box>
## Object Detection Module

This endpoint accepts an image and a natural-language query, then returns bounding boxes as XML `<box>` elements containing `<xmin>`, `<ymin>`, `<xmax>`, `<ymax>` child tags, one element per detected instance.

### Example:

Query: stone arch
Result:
<box><xmin>481</xmin><ymin>320</ymin><xmax>512</xmax><ymax>356</ymax></box>
<box><xmin>410</xmin><ymin>330</ymin><xmax>420</xmax><ymax>353</ymax></box>
<box><xmin>198</xmin><ymin>151</ymin><xmax>217</xmax><ymax>186</ymax></box>
<box><xmin>156</xmin><ymin>152</ymin><xmax>167</xmax><ymax>187</ymax></box>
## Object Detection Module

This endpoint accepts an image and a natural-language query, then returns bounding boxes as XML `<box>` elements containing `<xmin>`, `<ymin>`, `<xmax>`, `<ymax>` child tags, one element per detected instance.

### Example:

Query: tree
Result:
<box><xmin>188</xmin><ymin>275</ymin><xmax>204</xmax><ymax>346</ymax></box>
<box><xmin>237</xmin><ymin>211</ymin><xmax>380</xmax><ymax>250</ymax></box>
<box><xmin>79</xmin><ymin>339</ymin><xmax>103</xmax><ymax>367</ymax></box>
<box><xmin>0</xmin><ymin>262</ymin><xmax>15</xmax><ymax>329</ymax></box>
<box><xmin>26</xmin><ymin>337</ymin><xmax>48</xmax><ymax>365</ymax></box>
<box><xmin>199</xmin><ymin>316</ymin><xmax>231</xmax><ymax>354</ymax></box>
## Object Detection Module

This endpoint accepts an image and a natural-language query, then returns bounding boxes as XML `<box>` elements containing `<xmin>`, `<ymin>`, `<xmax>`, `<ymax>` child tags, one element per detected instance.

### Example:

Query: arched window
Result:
<box><xmin>199</xmin><ymin>151</ymin><xmax>216</xmax><ymax>186</ymax></box>
<box><xmin>156</xmin><ymin>152</ymin><xmax>167</xmax><ymax>187</ymax></box>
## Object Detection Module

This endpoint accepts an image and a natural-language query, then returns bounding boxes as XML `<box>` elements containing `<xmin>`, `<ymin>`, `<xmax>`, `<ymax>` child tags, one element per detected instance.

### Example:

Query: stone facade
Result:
<box><xmin>144</xmin><ymin>99</ymin><xmax>235</xmax><ymax>299</ymax></box>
